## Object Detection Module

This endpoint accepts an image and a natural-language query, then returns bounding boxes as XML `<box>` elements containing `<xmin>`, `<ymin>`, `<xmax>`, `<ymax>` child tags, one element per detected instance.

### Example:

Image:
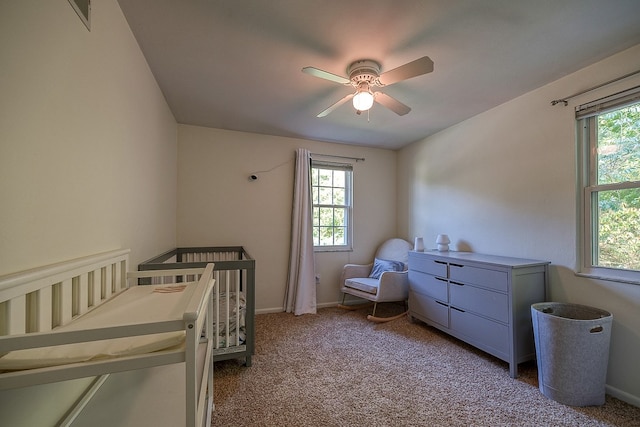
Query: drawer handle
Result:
<box><xmin>450</xmin><ymin>281</ymin><xmax>464</xmax><ymax>286</ymax></box>
<box><xmin>451</xmin><ymin>306</ymin><xmax>465</xmax><ymax>313</ymax></box>
<box><xmin>435</xmin><ymin>277</ymin><xmax>448</xmax><ymax>282</ymax></box>
<box><xmin>450</xmin><ymin>263</ymin><xmax>464</xmax><ymax>268</ymax></box>
<box><xmin>435</xmin><ymin>301</ymin><xmax>448</xmax><ymax>307</ymax></box>
<box><xmin>434</xmin><ymin>260</ymin><xmax>447</xmax><ymax>265</ymax></box>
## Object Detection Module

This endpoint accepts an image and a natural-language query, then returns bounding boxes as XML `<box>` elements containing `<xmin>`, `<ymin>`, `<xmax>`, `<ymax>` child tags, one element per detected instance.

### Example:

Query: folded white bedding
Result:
<box><xmin>0</xmin><ymin>284</ymin><xmax>196</xmax><ymax>371</ymax></box>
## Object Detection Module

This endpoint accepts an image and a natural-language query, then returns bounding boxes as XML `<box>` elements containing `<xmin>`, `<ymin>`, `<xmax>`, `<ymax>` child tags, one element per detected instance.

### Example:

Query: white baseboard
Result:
<box><xmin>606</xmin><ymin>384</ymin><xmax>640</xmax><ymax>408</ymax></box>
<box><xmin>255</xmin><ymin>307</ymin><xmax>285</xmax><ymax>314</ymax></box>
<box><xmin>317</xmin><ymin>301</ymin><xmax>341</xmax><ymax>309</ymax></box>
<box><xmin>256</xmin><ymin>302</ymin><xmax>342</xmax><ymax>315</ymax></box>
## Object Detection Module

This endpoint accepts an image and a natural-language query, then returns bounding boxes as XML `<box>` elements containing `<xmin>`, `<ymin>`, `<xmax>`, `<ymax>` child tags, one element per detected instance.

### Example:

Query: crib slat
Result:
<box><xmin>6</xmin><ymin>296</ymin><xmax>27</xmax><ymax>335</ymax></box>
<box><xmin>224</xmin><ymin>277</ymin><xmax>230</xmax><ymax>347</ymax></box>
<box><xmin>97</xmin><ymin>268</ymin><xmax>106</xmax><ymax>301</ymax></box>
<box><xmin>214</xmin><ymin>276</ymin><xmax>220</xmax><ymax>349</ymax></box>
<box><xmin>234</xmin><ymin>271</ymin><xmax>240</xmax><ymax>346</ymax></box>
<box><xmin>78</xmin><ymin>274</ymin><xmax>89</xmax><ymax>316</ymax></box>
<box><xmin>104</xmin><ymin>266</ymin><xmax>113</xmax><ymax>299</ymax></box>
<box><xmin>38</xmin><ymin>287</ymin><xmax>53</xmax><ymax>332</ymax></box>
<box><xmin>59</xmin><ymin>279</ymin><xmax>73</xmax><ymax>325</ymax></box>
<box><xmin>114</xmin><ymin>261</ymin><xmax>124</xmax><ymax>292</ymax></box>
<box><xmin>90</xmin><ymin>270</ymin><xmax>99</xmax><ymax>308</ymax></box>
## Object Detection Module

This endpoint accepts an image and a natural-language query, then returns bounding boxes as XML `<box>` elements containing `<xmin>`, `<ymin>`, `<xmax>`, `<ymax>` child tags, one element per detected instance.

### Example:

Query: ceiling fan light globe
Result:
<box><xmin>352</xmin><ymin>91</ymin><xmax>374</xmax><ymax>111</ymax></box>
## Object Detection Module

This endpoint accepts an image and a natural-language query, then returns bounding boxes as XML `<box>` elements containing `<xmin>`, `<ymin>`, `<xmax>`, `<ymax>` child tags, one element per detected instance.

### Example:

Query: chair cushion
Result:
<box><xmin>368</xmin><ymin>258</ymin><xmax>406</xmax><ymax>279</ymax></box>
<box><xmin>344</xmin><ymin>277</ymin><xmax>380</xmax><ymax>295</ymax></box>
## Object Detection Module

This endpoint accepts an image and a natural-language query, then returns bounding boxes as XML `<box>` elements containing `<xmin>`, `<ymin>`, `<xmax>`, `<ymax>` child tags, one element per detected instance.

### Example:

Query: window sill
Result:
<box><xmin>576</xmin><ymin>268</ymin><xmax>640</xmax><ymax>286</ymax></box>
<box><xmin>314</xmin><ymin>247</ymin><xmax>353</xmax><ymax>253</ymax></box>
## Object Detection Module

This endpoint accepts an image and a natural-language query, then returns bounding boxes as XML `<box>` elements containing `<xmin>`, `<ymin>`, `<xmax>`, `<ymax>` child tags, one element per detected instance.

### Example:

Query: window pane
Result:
<box><xmin>597</xmin><ymin>103</ymin><xmax>640</xmax><ymax>185</ymax></box>
<box><xmin>318</xmin><ymin>169</ymin><xmax>332</xmax><ymax>186</ymax></box>
<box><xmin>319</xmin><ymin>227</ymin><xmax>334</xmax><ymax>245</ymax></box>
<box><xmin>333</xmin><ymin>188</ymin><xmax>345</xmax><ymax>205</ymax></box>
<box><xmin>319</xmin><ymin>187</ymin><xmax>333</xmax><ymax>204</ymax></box>
<box><xmin>333</xmin><ymin>227</ymin><xmax>346</xmax><ymax>245</ymax></box>
<box><xmin>333</xmin><ymin>207</ymin><xmax>346</xmax><ymax>226</ymax></box>
<box><xmin>594</xmin><ymin>188</ymin><xmax>640</xmax><ymax>271</ymax></box>
<box><xmin>333</xmin><ymin>171</ymin><xmax>345</xmax><ymax>188</ymax></box>
<box><xmin>319</xmin><ymin>207</ymin><xmax>334</xmax><ymax>226</ymax></box>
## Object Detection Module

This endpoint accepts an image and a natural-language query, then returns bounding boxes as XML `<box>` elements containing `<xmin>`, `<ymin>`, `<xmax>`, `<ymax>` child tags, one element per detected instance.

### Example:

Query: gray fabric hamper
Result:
<box><xmin>531</xmin><ymin>302</ymin><xmax>612</xmax><ymax>406</ymax></box>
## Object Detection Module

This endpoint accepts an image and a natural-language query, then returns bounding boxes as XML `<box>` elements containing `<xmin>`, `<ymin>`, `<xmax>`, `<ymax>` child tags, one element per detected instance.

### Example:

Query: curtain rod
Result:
<box><xmin>551</xmin><ymin>69</ymin><xmax>640</xmax><ymax>106</ymax></box>
<box><xmin>310</xmin><ymin>153</ymin><xmax>365</xmax><ymax>162</ymax></box>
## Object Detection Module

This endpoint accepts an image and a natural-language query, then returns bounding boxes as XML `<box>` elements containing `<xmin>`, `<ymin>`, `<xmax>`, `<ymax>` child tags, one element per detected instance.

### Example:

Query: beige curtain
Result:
<box><xmin>284</xmin><ymin>148</ymin><xmax>316</xmax><ymax>315</ymax></box>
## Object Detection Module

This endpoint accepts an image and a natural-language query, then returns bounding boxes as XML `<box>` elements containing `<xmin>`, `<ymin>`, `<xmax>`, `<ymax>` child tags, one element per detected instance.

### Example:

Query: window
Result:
<box><xmin>577</xmin><ymin>87</ymin><xmax>640</xmax><ymax>283</ymax></box>
<box><xmin>311</xmin><ymin>161</ymin><xmax>353</xmax><ymax>251</ymax></box>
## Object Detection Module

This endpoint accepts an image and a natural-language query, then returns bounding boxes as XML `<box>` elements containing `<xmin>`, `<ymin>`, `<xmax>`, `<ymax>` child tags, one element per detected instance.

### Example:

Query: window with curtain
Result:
<box><xmin>311</xmin><ymin>160</ymin><xmax>353</xmax><ymax>251</ymax></box>
<box><xmin>576</xmin><ymin>86</ymin><xmax>640</xmax><ymax>283</ymax></box>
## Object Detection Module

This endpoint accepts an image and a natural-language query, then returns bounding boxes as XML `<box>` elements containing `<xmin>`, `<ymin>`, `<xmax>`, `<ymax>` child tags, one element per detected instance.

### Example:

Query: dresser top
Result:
<box><xmin>410</xmin><ymin>250</ymin><xmax>550</xmax><ymax>268</ymax></box>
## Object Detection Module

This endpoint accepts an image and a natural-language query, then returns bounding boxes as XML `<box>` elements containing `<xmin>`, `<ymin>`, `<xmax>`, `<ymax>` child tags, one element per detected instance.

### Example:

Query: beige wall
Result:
<box><xmin>0</xmin><ymin>0</ymin><xmax>178</xmax><ymax>275</ymax></box>
<box><xmin>0</xmin><ymin>1</ymin><xmax>178</xmax><ymax>424</ymax></box>
<box><xmin>398</xmin><ymin>44</ymin><xmax>640</xmax><ymax>406</ymax></box>
<box><xmin>177</xmin><ymin>125</ymin><xmax>399</xmax><ymax>312</ymax></box>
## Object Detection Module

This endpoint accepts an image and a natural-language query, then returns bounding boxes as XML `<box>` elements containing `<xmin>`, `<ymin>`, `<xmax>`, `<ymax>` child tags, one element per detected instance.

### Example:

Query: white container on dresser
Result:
<box><xmin>408</xmin><ymin>250</ymin><xmax>549</xmax><ymax>378</ymax></box>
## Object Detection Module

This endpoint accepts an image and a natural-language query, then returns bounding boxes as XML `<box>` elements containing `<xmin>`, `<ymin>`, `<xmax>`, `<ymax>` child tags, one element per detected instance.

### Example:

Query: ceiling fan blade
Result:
<box><xmin>302</xmin><ymin>66</ymin><xmax>351</xmax><ymax>85</ymax></box>
<box><xmin>378</xmin><ymin>56</ymin><xmax>434</xmax><ymax>86</ymax></box>
<box><xmin>317</xmin><ymin>93</ymin><xmax>354</xmax><ymax>117</ymax></box>
<box><xmin>374</xmin><ymin>92</ymin><xmax>411</xmax><ymax>116</ymax></box>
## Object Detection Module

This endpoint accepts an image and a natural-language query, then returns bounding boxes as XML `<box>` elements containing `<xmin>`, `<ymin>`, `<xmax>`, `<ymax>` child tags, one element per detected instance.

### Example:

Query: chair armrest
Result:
<box><xmin>376</xmin><ymin>271</ymin><xmax>409</xmax><ymax>301</ymax></box>
<box><xmin>341</xmin><ymin>263</ymin><xmax>373</xmax><ymax>281</ymax></box>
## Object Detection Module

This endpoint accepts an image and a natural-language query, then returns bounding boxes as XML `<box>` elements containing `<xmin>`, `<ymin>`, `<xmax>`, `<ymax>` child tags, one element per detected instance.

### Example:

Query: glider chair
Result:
<box><xmin>339</xmin><ymin>238</ymin><xmax>413</xmax><ymax>323</ymax></box>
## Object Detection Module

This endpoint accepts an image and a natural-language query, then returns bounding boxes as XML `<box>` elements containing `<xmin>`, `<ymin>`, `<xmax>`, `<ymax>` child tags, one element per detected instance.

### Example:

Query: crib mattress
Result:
<box><xmin>0</xmin><ymin>284</ymin><xmax>198</xmax><ymax>371</ymax></box>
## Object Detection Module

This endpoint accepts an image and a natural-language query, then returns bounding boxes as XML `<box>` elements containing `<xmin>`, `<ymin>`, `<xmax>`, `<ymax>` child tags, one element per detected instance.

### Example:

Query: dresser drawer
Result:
<box><xmin>409</xmin><ymin>291</ymin><xmax>449</xmax><ymax>328</ymax></box>
<box><xmin>449</xmin><ymin>283</ymin><xmax>508</xmax><ymax>323</ymax></box>
<box><xmin>450</xmin><ymin>308</ymin><xmax>508</xmax><ymax>357</ymax></box>
<box><xmin>449</xmin><ymin>264</ymin><xmax>507</xmax><ymax>292</ymax></box>
<box><xmin>409</xmin><ymin>270</ymin><xmax>448</xmax><ymax>301</ymax></box>
<box><xmin>409</xmin><ymin>253</ymin><xmax>448</xmax><ymax>276</ymax></box>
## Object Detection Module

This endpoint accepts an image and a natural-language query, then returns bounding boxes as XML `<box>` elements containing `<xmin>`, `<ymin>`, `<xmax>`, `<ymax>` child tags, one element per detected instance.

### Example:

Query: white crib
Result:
<box><xmin>0</xmin><ymin>249</ymin><xmax>215</xmax><ymax>427</ymax></box>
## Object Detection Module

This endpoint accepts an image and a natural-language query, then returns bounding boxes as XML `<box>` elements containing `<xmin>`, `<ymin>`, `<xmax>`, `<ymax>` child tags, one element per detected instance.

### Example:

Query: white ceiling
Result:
<box><xmin>117</xmin><ymin>0</ymin><xmax>640</xmax><ymax>150</ymax></box>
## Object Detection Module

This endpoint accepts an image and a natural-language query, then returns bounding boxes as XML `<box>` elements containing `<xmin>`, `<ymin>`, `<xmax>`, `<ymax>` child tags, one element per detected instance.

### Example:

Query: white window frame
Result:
<box><xmin>576</xmin><ymin>86</ymin><xmax>640</xmax><ymax>284</ymax></box>
<box><xmin>311</xmin><ymin>160</ymin><xmax>353</xmax><ymax>252</ymax></box>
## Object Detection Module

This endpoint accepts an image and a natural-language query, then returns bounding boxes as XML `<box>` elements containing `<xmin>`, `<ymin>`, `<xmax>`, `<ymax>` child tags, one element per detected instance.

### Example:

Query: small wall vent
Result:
<box><xmin>68</xmin><ymin>0</ymin><xmax>91</xmax><ymax>31</ymax></box>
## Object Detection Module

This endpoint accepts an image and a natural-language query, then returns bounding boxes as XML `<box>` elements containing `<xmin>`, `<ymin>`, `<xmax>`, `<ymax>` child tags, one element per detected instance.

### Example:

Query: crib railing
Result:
<box><xmin>0</xmin><ymin>249</ymin><xmax>129</xmax><ymax>336</ymax></box>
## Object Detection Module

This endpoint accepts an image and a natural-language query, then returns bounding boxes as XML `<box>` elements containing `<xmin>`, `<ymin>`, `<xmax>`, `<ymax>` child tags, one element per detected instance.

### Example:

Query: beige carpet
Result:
<box><xmin>212</xmin><ymin>305</ymin><xmax>640</xmax><ymax>426</ymax></box>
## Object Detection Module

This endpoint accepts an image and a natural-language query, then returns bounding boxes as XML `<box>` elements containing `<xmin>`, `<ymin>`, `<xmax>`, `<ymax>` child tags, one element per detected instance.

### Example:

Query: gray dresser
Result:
<box><xmin>408</xmin><ymin>250</ymin><xmax>549</xmax><ymax>378</ymax></box>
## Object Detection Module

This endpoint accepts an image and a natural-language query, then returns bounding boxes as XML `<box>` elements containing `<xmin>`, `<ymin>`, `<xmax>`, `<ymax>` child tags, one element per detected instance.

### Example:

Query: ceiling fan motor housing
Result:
<box><xmin>347</xmin><ymin>60</ymin><xmax>382</xmax><ymax>87</ymax></box>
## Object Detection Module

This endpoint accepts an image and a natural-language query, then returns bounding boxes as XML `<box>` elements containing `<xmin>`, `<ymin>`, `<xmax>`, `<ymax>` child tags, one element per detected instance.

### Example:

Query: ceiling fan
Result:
<box><xmin>302</xmin><ymin>56</ymin><xmax>433</xmax><ymax>118</ymax></box>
